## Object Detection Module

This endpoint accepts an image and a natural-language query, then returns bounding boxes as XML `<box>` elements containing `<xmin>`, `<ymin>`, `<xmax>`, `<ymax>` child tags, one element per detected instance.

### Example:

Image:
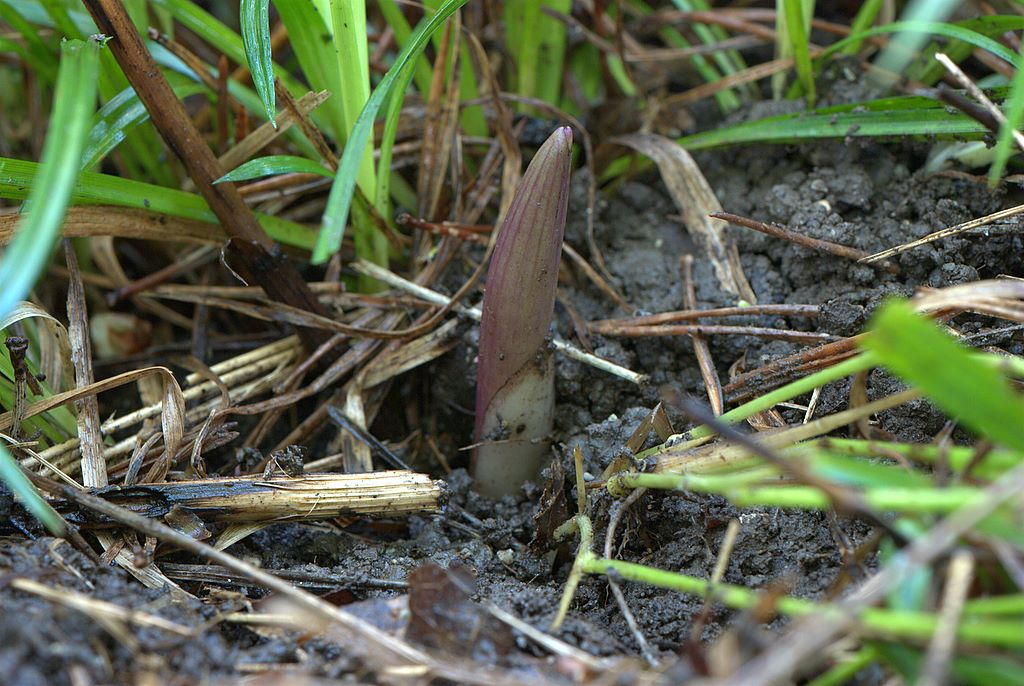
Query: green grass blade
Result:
<box><xmin>874</xmin><ymin>0</ymin><xmax>959</xmax><ymax>77</ymax></box>
<box><xmin>274</xmin><ymin>0</ymin><xmax>348</xmax><ymax>142</ymax></box>
<box><xmin>0</xmin><ymin>38</ymin><xmax>99</xmax><ymax>315</ymax></box>
<box><xmin>671</xmin><ymin>0</ymin><xmax>750</xmax><ymax>81</ymax></box>
<box><xmin>0</xmin><ymin>446</ymin><xmax>65</xmax><ymax>534</ymax></box>
<box><xmin>839</xmin><ymin>0</ymin><xmax>883</xmax><ymax>56</ymax></box>
<box><xmin>315</xmin><ymin>0</ymin><xmax>469</xmax><ymax>264</ymax></box>
<box><xmin>989</xmin><ymin>47</ymin><xmax>1024</xmax><ymax>184</ymax></box>
<box><xmin>627</xmin><ymin>0</ymin><xmax>740</xmax><ymax>112</ymax></box>
<box><xmin>0</xmin><ymin>157</ymin><xmax>317</xmax><ymax>249</ymax></box>
<box><xmin>82</xmin><ymin>74</ymin><xmax>206</xmax><ymax>170</ymax></box>
<box><xmin>377</xmin><ymin>0</ymin><xmax>433</xmax><ymax>94</ymax></box>
<box><xmin>150</xmin><ymin>0</ymin><xmax>307</xmax><ymax>109</ymax></box>
<box><xmin>505</xmin><ymin>0</ymin><xmax>554</xmax><ymax>106</ymax></box>
<box><xmin>240</xmin><ymin>0</ymin><xmax>276</xmax><ymax>126</ymax></box>
<box><xmin>0</xmin><ymin>1</ymin><xmax>58</xmax><ymax>82</ymax></box>
<box><xmin>535</xmin><ymin>0</ymin><xmax>571</xmax><ymax>107</ymax></box>
<box><xmin>863</xmin><ymin>300</ymin><xmax>1024</xmax><ymax>452</ymax></box>
<box><xmin>676</xmin><ymin>93</ymin><xmax>993</xmax><ymax>150</ymax></box>
<box><xmin>0</xmin><ymin>37</ymin><xmax>101</xmax><ymax>535</ymax></box>
<box><xmin>329</xmin><ymin>0</ymin><xmax>376</xmax><ymax>199</ymax></box>
<box><xmin>216</xmin><ymin>155</ymin><xmax>332</xmax><ymax>183</ymax></box>
<box><xmin>818</xmin><ymin>19</ymin><xmax>1024</xmax><ymax>67</ymax></box>
<box><xmin>778</xmin><ymin>0</ymin><xmax>815</xmax><ymax>104</ymax></box>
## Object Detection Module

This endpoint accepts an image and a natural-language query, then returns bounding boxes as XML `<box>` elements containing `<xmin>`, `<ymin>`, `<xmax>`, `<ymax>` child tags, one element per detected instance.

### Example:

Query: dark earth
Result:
<box><xmin>2</xmin><ymin>86</ymin><xmax>1023</xmax><ymax>683</ymax></box>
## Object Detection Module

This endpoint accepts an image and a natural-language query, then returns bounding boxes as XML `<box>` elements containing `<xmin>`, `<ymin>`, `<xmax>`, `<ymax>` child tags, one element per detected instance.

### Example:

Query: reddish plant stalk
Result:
<box><xmin>473</xmin><ymin>127</ymin><xmax>573</xmax><ymax>498</ymax></box>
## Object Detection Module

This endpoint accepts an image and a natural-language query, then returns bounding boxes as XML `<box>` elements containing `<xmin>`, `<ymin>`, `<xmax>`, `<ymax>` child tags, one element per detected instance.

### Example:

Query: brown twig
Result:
<box><xmin>591</xmin><ymin>303</ymin><xmax>818</xmax><ymax>330</ymax></box>
<box><xmin>710</xmin><ymin>211</ymin><xmax>900</xmax><ymax>274</ymax></box>
<box><xmin>82</xmin><ymin>0</ymin><xmax>330</xmax><ymax>350</ymax></box>
<box><xmin>682</xmin><ymin>255</ymin><xmax>724</xmax><ymax>415</ymax></box>
<box><xmin>594</xmin><ymin>323</ymin><xmax>834</xmax><ymax>343</ymax></box>
<box><xmin>723</xmin><ymin>337</ymin><xmax>860</xmax><ymax>401</ymax></box>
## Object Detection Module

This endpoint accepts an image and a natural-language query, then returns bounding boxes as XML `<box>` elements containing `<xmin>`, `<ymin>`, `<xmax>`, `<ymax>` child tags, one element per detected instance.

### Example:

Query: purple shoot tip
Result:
<box><xmin>473</xmin><ymin>127</ymin><xmax>573</xmax><ymax>498</ymax></box>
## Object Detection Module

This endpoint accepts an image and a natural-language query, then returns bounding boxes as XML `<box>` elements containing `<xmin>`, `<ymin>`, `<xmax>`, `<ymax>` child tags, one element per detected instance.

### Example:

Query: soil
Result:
<box><xmin>3</xmin><ymin>88</ymin><xmax>1024</xmax><ymax>683</ymax></box>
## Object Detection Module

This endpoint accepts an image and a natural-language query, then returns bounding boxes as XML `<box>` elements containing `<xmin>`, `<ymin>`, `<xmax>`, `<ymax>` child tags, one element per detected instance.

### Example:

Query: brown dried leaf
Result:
<box><xmin>407</xmin><ymin>562</ymin><xmax>514</xmax><ymax>660</ymax></box>
<box><xmin>531</xmin><ymin>456</ymin><xmax>569</xmax><ymax>551</ymax></box>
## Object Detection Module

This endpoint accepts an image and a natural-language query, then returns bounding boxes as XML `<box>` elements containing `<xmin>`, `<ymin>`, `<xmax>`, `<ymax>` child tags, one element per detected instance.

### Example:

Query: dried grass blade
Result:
<box><xmin>416</xmin><ymin>18</ymin><xmax>460</xmax><ymax>220</ymax></box>
<box><xmin>0</xmin><ymin>367</ymin><xmax>185</xmax><ymax>440</ymax></box>
<box><xmin>63</xmin><ymin>241</ymin><xmax>106</xmax><ymax>488</ymax></box>
<box><xmin>0</xmin><ymin>301</ymin><xmax>72</xmax><ymax>395</ymax></box>
<box><xmin>610</xmin><ymin>133</ymin><xmax>756</xmax><ymax>303</ymax></box>
<box><xmin>0</xmin><ymin>206</ymin><xmax>221</xmax><ymax>245</ymax></box>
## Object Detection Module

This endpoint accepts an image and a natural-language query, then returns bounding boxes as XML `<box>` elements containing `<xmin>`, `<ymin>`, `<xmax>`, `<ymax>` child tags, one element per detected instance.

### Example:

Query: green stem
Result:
<box><xmin>805</xmin><ymin>644</ymin><xmax>879</xmax><ymax>686</ymax></box>
<box><xmin>639</xmin><ymin>352</ymin><xmax>878</xmax><ymax>459</ymax></box>
<box><xmin>614</xmin><ymin>472</ymin><xmax>990</xmax><ymax>514</ymax></box>
<box><xmin>581</xmin><ymin>557</ymin><xmax>1024</xmax><ymax>647</ymax></box>
<box><xmin>821</xmin><ymin>438</ymin><xmax>1023</xmax><ymax>480</ymax></box>
<box><xmin>551</xmin><ymin>514</ymin><xmax>594</xmax><ymax>631</ymax></box>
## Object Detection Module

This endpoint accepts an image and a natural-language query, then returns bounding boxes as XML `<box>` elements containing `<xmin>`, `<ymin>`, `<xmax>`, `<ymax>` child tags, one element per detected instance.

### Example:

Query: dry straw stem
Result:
<box><xmin>71</xmin><ymin>471</ymin><xmax>443</xmax><ymax>523</ymax></box>
<box><xmin>651</xmin><ymin>388</ymin><xmax>919</xmax><ymax>475</ymax></box>
<box><xmin>15</xmin><ymin>339</ymin><xmax>299</xmax><ymax>477</ymax></box>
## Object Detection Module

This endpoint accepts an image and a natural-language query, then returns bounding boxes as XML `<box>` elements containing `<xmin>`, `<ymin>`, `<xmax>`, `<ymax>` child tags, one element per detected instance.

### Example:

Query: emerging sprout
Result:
<box><xmin>473</xmin><ymin>127</ymin><xmax>573</xmax><ymax>498</ymax></box>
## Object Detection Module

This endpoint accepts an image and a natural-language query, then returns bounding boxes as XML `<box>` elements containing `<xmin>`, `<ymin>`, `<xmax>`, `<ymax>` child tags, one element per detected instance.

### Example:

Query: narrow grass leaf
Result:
<box><xmin>150</xmin><ymin>0</ymin><xmax>307</xmax><ymax>110</ymax></box>
<box><xmin>377</xmin><ymin>0</ymin><xmax>433</xmax><ymax>94</ymax></box>
<box><xmin>240</xmin><ymin>0</ymin><xmax>276</xmax><ymax>126</ymax></box>
<box><xmin>216</xmin><ymin>155</ymin><xmax>333</xmax><ymax>183</ymax></box>
<box><xmin>315</xmin><ymin>0</ymin><xmax>469</xmax><ymax>264</ymax></box>
<box><xmin>0</xmin><ymin>158</ymin><xmax>317</xmax><ymax>249</ymax></box>
<box><xmin>82</xmin><ymin>74</ymin><xmax>206</xmax><ymax>170</ymax></box>
<box><xmin>779</xmin><ymin>0</ymin><xmax>815</xmax><ymax>105</ymax></box>
<box><xmin>818</xmin><ymin>19</ymin><xmax>1024</xmax><ymax>67</ymax></box>
<box><xmin>0</xmin><ymin>38</ymin><xmax>99</xmax><ymax>326</ymax></box>
<box><xmin>840</xmin><ymin>0</ymin><xmax>883</xmax><ymax>56</ymax></box>
<box><xmin>677</xmin><ymin>93</ymin><xmax>993</xmax><ymax>150</ymax></box>
<box><xmin>0</xmin><ymin>38</ymin><xmax>100</xmax><ymax>535</ymax></box>
<box><xmin>863</xmin><ymin>300</ymin><xmax>1024</xmax><ymax>451</ymax></box>
<box><xmin>988</xmin><ymin>47</ymin><xmax>1024</xmax><ymax>184</ymax></box>
<box><xmin>273</xmin><ymin>0</ymin><xmax>347</xmax><ymax>140</ymax></box>
<box><xmin>0</xmin><ymin>2</ymin><xmax>58</xmax><ymax>82</ymax></box>
<box><xmin>628</xmin><ymin>0</ymin><xmax>739</xmax><ymax>112</ymax></box>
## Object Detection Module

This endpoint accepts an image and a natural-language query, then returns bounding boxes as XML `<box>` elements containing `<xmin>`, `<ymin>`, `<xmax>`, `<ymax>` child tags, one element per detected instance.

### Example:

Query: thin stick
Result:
<box><xmin>917</xmin><ymin>550</ymin><xmax>975</xmax><ymax>686</ymax></box>
<box><xmin>597</xmin><ymin>323</ymin><xmax>834</xmax><ymax>343</ymax></box>
<box><xmin>58</xmin><ymin>483</ymin><xmax>431</xmax><ymax>654</ymax></box>
<box><xmin>603</xmin><ymin>488</ymin><xmax>657</xmax><ymax>666</ymax></box>
<box><xmin>682</xmin><ymin>255</ymin><xmax>724</xmax><ymax>415</ymax></box>
<box><xmin>859</xmin><ymin>202</ymin><xmax>1024</xmax><ymax>264</ymax></box>
<box><xmin>711</xmin><ymin>211</ymin><xmax>900</xmax><ymax>274</ymax></box>
<box><xmin>354</xmin><ymin>259</ymin><xmax>647</xmax><ymax>385</ymax></box>
<box><xmin>590</xmin><ymin>303</ymin><xmax>818</xmax><ymax>329</ymax></box>
<box><xmin>936</xmin><ymin>52</ymin><xmax>1024</xmax><ymax>152</ymax></box>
